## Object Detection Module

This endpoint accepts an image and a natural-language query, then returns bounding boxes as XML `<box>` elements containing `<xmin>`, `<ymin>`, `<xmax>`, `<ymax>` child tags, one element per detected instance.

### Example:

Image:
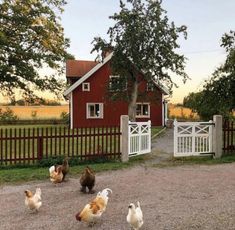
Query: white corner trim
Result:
<box><xmin>64</xmin><ymin>53</ymin><xmax>113</xmax><ymax>96</ymax></box>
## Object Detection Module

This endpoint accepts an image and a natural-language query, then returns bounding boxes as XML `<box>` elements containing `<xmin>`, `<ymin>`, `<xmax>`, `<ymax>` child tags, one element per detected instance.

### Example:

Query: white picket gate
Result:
<box><xmin>128</xmin><ymin>120</ymin><xmax>151</xmax><ymax>156</ymax></box>
<box><xmin>174</xmin><ymin>120</ymin><xmax>214</xmax><ymax>157</ymax></box>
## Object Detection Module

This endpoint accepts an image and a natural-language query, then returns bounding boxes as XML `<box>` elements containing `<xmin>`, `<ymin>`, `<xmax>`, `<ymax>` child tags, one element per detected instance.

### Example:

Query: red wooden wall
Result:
<box><xmin>71</xmin><ymin>61</ymin><xmax>163</xmax><ymax>128</ymax></box>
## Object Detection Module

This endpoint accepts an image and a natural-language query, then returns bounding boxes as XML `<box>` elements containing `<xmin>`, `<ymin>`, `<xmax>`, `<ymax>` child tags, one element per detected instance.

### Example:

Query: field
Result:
<box><xmin>0</xmin><ymin>104</ymin><xmax>199</xmax><ymax>120</ymax></box>
<box><xmin>168</xmin><ymin>104</ymin><xmax>199</xmax><ymax>120</ymax></box>
<box><xmin>0</xmin><ymin>105</ymin><xmax>69</xmax><ymax>120</ymax></box>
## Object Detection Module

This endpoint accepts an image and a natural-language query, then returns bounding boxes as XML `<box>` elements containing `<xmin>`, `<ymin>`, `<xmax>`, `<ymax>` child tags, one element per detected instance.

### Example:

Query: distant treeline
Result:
<box><xmin>1</xmin><ymin>99</ymin><xmax>62</xmax><ymax>106</ymax></box>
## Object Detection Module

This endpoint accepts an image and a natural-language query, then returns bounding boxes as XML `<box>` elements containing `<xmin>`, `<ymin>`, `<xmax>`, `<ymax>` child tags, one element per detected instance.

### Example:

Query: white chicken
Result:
<box><xmin>127</xmin><ymin>201</ymin><xmax>144</xmax><ymax>230</ymax></box>
<box><xmin>75</xmin><ymin>188</ymin><xmax>112</xmax><ymax>226</ymax></box>
<box><xmin>24</xmin><ymin>188</ymin><xmax>42</xmax><ymax>212</ymax></box>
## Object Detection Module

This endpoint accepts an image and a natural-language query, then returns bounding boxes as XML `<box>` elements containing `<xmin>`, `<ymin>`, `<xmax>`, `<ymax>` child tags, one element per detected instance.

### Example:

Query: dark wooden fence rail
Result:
<box><xmin>223</xmin><ymin>120</ymin><xmax>235</xmax><ymax>154</ymax></box>
<box><xmin>0</xmin><ymin>126</ymin><xmax>121</xmax><ymax>165</ymax></box>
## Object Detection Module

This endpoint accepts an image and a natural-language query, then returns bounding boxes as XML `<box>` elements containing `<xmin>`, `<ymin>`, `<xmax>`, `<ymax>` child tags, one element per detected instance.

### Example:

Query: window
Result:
<box><xmin>109</xmin><ymin>75</ymin><xmax>127</xmax><ymax>91</ymax></box>
<box><xmin>147</xmin><ymin>82</ymin><xmax>154</xmax><ymax>91</ymax></box>
<box><xmin>82</xmin><ymin>82</ymin><xmax>90</xmax><ymax>91</ymax></box>
<box><xmin>86</xmin><ymin>103</ymin><xmax>103</xmax><ymax>119</ymax></box>
<box><xmin>136</xmin><ymin>103</ymin><xmax>150</xmax><ymax>118</ymax></box>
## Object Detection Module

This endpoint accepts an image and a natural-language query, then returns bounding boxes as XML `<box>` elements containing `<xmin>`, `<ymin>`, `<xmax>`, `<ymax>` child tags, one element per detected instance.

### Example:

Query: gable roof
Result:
<box><xmin>64</xmin><ymin>52</ymin><xmax>169</xmax><ymax>96</ymax></box>
<box><xmin>64</xmin><ymin>53</ymin><xmax>113</xmax><ymax>96</ymax></box>
<box><xmin>66</xmin><ymin>60</ymin><xmax>98</xmax><ymax>78</ymax></box>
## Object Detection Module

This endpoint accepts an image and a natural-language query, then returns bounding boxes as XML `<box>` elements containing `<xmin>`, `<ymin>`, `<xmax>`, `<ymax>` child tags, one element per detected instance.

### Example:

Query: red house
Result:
<box><xmin>64</xmin><ymin>52</ymin><xmax>169</xmax><ymax>128</ymax></box>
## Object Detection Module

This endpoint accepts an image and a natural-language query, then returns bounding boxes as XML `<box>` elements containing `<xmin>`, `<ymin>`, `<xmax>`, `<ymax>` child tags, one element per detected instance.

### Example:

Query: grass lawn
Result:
<box><xmin>1</xmin><ymin>151</ymin><xmax>235</xmax><ymax>185</ymax></box>
<box><xmin>152</xmin><ymin>153</ymin><xmax>235</xmax><ymax>168</ymax></box>
<box><xmin>0</xmin><ymin>155</ymin><xmax>146</xmax><ymax>185</ymax></box>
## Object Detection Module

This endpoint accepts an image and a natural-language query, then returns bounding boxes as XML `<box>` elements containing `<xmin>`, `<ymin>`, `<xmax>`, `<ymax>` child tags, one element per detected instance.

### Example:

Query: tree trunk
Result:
<box><xmin>128</xmin><ymin>80</ymin><xmax>138</xmax><ymax>121</ymax></box>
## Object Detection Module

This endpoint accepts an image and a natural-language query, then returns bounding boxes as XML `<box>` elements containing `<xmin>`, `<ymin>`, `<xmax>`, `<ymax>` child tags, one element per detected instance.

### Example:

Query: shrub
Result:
<box><xmin>60</xmin><ymin>111</ymin><xmax>70</xmax><ymax>124</ymax></box>
<box><xmin>0</xmin><ymin>107</ymin><xmax>18</xmax><ymax>121</ymax></box>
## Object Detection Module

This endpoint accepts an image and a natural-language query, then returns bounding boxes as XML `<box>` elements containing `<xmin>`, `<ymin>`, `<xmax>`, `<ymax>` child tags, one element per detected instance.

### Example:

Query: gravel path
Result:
<box><xmin>1</xmin><ymin>163</ymin><xmax>235</xmax><ymax>230</ymax></box>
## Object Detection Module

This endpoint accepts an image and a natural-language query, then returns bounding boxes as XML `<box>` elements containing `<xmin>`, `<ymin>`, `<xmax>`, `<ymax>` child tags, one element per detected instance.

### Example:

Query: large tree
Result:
<box><xmin>183</xmin><ymin>31</ymin><xmax>235</xmax><ymax>120</ymax></box>
<box><xmin>92</xmin><ymin>0</ymin><xmax>188</xmax><ymax>121</ymax></box>
<box><xmin>0</xmin><ymin>0</ymin><xmax>73</xmax><ymax>101</ymax></box>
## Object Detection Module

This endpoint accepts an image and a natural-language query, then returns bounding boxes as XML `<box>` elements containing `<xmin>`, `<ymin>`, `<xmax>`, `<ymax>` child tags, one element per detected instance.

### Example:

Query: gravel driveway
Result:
<box><xmin>1</xmin><ymin>163</ymin><xmax>235</xmax><ymax>230</ymax></box>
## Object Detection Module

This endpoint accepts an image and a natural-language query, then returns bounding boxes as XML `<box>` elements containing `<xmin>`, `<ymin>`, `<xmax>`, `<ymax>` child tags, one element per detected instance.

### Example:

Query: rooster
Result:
<box><xmin>55</xmin><ymin>158</ymin><xmax>69</xmax><ymax>181</ymax></box>
<box><xmin>80</xmin><ymin>166</ymin><xmax>95</xmax><ymax>193</ymax></box>
<box><xmin>24</xmin><ymin>188</ymin><xmax>42</xmax><ymax>212</ymax></box>
<box><xmin>75</xmin><ymin>188</ymin><xmax>112</xmax><ymax>226</ymax></box>
<box><xmin>127</xmin><ymin>201</ymin><xmax>144</xmax><ymax>230</ymax></box>
<box><xmin>49</xmin><ymin>165</ymin><xmax>63</xmax><ymax>183</ymax></box>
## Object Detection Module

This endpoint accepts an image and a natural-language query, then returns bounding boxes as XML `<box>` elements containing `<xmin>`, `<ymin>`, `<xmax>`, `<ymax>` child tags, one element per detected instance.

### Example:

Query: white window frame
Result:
<box><xmin>86</xmin><ymin>103</ymin><xmax>103</xmax><ymax>119</ymax></box>
<box><xmin>82</xmin><ymin>82</ymin><xmax>90</xmax><ymax>91</ymax></box>
<box><xmin>136</xmin><ymin>103</ymin><xmax>150</xmax><ymax>118</ymax></box>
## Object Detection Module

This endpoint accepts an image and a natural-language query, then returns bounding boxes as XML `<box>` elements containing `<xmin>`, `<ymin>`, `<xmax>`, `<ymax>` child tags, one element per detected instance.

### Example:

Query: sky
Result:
<box><xmin>60</xmin><ymin>0</ymin><xmax>235</xmax><ymax>104</ymax></box>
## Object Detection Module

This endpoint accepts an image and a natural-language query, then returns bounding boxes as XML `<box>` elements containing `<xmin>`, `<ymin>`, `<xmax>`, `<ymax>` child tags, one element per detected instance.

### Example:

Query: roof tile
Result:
<box><xmin>66</xmin><ymin>60</ymin><xmax>98</xmax><ymax>77</ymax></box>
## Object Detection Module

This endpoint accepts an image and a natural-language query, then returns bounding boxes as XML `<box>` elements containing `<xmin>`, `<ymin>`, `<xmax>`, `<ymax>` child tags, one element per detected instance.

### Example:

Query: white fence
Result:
<box><xmin>174</xmin><ymin>120</ymin><xmax>213</xmax><ymax>157</ymax></box>
<box><xmin>128</xmin><ymin>120</ymin><xmax>151</xmax><ymax>156</ymax></box>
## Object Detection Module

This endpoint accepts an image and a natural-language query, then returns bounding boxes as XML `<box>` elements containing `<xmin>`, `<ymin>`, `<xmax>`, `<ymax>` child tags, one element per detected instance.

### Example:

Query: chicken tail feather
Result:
<box><xmin>49</xmin><ymin>165</ymin><xmax>55</xmax><ymax>174</ymax></box>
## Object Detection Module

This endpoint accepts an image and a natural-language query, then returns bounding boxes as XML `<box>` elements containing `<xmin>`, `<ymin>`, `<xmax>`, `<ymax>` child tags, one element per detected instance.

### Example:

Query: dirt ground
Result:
<box><xmin>1</xmin><ymin>163</ymin><xmax>235</xmax><ymax>230</ymax></box>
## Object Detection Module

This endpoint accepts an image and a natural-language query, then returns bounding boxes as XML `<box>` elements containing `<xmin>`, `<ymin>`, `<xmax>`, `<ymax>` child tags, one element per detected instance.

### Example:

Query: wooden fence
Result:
<box><xmin>0</xmin><ymin>126</ymin><xmax>121</xmax><ymax>165</ymax></box>
<box><xmin>223</xmin><ymin>120</ymin><xmax>235</xmax><ymax>154</ymax></box>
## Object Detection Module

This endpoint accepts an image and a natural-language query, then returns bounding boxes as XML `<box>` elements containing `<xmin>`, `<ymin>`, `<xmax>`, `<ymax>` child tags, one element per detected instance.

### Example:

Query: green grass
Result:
<box><xmin>152</xmin><ymin>153</ymin><xmax>235</xmax><ymax>168</ymax></box>
<box><xmin>0</xmin><ymin>155</ymin><xmax>146</xmax><ymax>185</ymax></box>
<box><xmin>151</xmin><ymin>126</ymin><xmax>165</xmax><ymax>137</ymax></box>
<box><xmin>1</xmin><ymin>151</ymin><xmax>235</xmax><ymax>185</ymax></box>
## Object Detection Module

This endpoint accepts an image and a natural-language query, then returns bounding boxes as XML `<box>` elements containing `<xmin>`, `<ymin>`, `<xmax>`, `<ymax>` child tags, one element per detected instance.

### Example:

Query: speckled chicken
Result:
<box><xmin>75</xmin><ymin>188</ymin><xmax>112</xmax><ymax>226</ymax></box>
<box><xmin>80</xmin><ymin>166</ymin><xmax>95</xmax><ymax>193</ymax></box>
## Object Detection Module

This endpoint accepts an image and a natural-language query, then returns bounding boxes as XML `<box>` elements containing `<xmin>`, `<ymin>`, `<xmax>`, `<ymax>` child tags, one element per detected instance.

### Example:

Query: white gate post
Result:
<box><xmin>173</xmin><ymin>119</ymin><xmax>177</xmax><ymax>156</ymax></box>
<box><xmin>120</xmin><ymin>115</ymin><xmax>129</xmax><ymax>162</ymax></box>
<box><xmin>213</xmin><ymin>115</ymin><xmax>223</xmax><ymax>158</ymax></box>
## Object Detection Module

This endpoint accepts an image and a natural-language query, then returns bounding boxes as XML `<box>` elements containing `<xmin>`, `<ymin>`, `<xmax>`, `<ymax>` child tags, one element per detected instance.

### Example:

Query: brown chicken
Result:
<box><xmin>80</xmin><ymin>166</ymin><xmax>95</xmax><ymax>193</ymax></box>
<box><xmin>55</xmin><ymin>158</ymin><xmax>69</xmax><ymax>181</ymax></box>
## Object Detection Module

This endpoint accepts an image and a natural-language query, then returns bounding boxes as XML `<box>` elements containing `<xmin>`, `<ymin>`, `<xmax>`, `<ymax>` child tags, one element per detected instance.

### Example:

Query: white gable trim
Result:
<box><xmin>64</xmin><ymin>51</ymin><xmax>169</xmax><ymax>96</ymax></box>
<box><xmin>153</xmin><ymin>80</ymin><xmax>169</xmax><ymax>95</ymax></box>
<box><xmin>64</xmin><ymin>53</ymin><xmax>113</xmax><ymax>96</ymax></box>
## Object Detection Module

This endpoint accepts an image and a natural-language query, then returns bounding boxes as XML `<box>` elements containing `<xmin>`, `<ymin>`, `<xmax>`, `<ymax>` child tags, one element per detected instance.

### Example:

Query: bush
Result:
<box><xmin>60</xmin><ymin>111</ymin><xmax>70</xmax><ymax>124</ymax></box>
<box><xmin>38</xmin><ymin>155</ymin><xmax>114</xmax><ymax>167</ymax></box>
<box><xmin>38</xmin><ymin>155</ymin><xmax>66</xmax><ymax>167</ymax></box>
<box><xmin>0</xmin><ymin>107</ymin><xmax>18</xmax><ymax>121</ymax></box>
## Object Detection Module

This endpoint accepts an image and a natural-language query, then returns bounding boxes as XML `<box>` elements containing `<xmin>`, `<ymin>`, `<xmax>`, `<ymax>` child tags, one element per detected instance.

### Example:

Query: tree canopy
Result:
<box><xmin>92</xmin><ymin>0</ymin><xmax>188</xmax><ymax>120</ymax></box>
<box><xmin>0</xmin><ymin>0</ymin><xmax>73</xmax><ymax>102</ymax></box>
<box><xmin>183</xmin><ymin>30</ymin><xmax>235</xmax><ymax>120</ymax></box>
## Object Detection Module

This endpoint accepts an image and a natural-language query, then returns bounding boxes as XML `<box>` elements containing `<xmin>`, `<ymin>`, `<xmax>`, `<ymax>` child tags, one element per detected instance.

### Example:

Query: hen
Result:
<box><xmin>75</xmin><ymin>188</ymin><xmax>112</xmax><ymax>226</ymax></box>
<box><xmin>55</xmin><ymin>158</ymin><xmax>69</xmax><ymax>181</ymax></box>
<box><xmin>127</xmin><ymin>201</ymin><xmax>144</xmax><ymax>230</ymax></box>
<box><xmin>49</xmin><ymin>165</ymin><xmax>63</xmax><ymax>183</ymax></box>
<box><xmin>80</xmin><ymin>166</ymin><xmax>95</xmax><ymax>193</ymax></box>
<box><xmin>24</xmin><ymin>188</ymin><xmax>42</xmax><ymax>212</ymax></box>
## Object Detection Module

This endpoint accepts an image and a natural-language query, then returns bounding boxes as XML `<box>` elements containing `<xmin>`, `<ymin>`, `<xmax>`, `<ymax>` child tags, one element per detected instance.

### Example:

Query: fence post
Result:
<box><xmin>37</xmin><ymin>137</ymin><xmax>43</xmax><ymax>160</ymax></box>
<box><xmin>213</xmin><ymin>115</ymin><xmax>223</xmax><ymax>158</ymax></box>
<box><xmin>120</xmin><ymin>115</ymin><xmax>129</xmax><ymax>162</ymax></box>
